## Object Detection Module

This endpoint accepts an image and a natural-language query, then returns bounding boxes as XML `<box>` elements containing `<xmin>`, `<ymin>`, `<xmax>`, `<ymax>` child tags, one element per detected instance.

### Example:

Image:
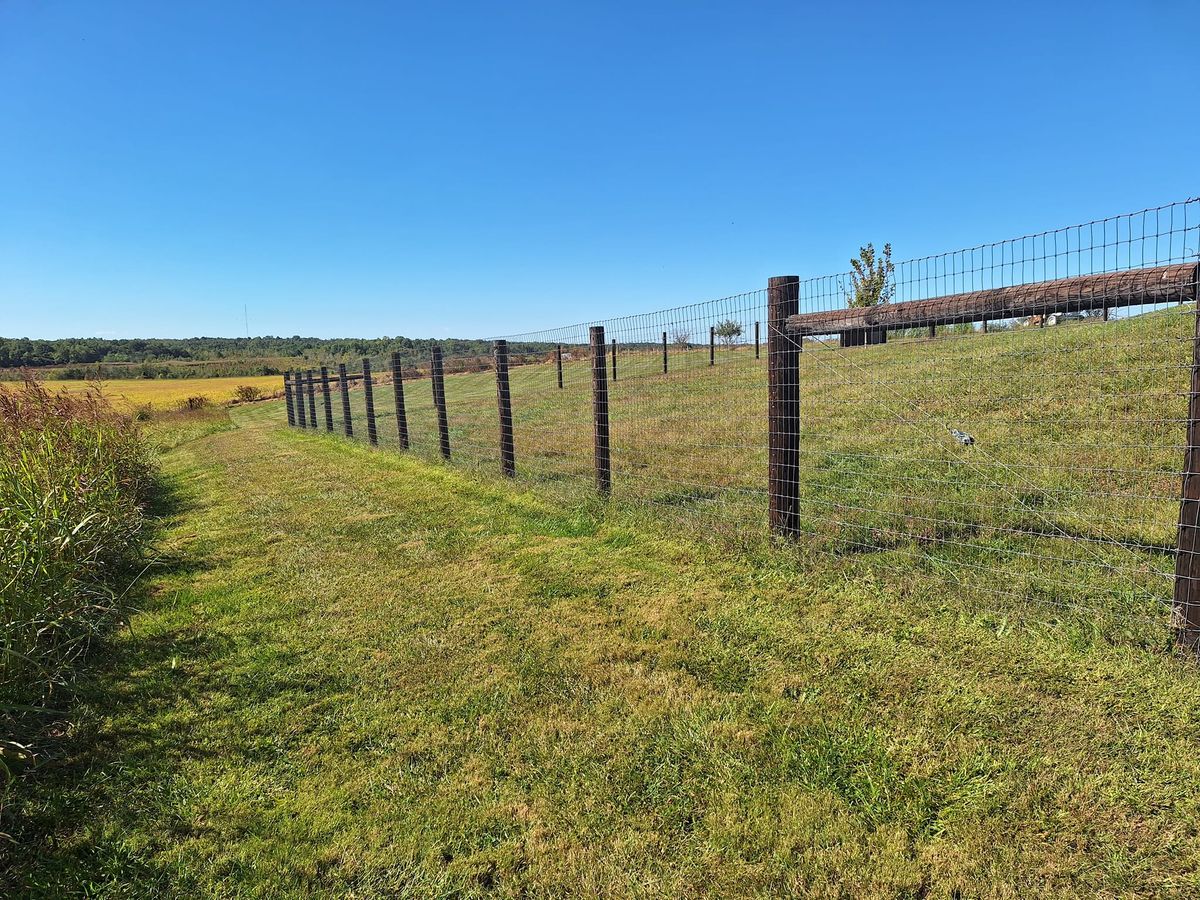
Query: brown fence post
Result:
<box><xmin>709</xmin><ymin>326</ymin><xmax>715</xmax><ymax>366</ymax></box>
<box><xmin>320</xmin><ymin>366</ymin><xmax>333</xmax><ymax>431</ymax></box>
<box><xmin>338</xmin><ymin>363</ymin><xmax>353</xmax><ymax>437</ymax></box>
<box><xmin>927</xmin><ymin>325</ymin><xmax>936</xmax><ymax>338</ymax></box>
<box><xmin>1102</xmin><ymin>306</ymin><xmax>1110</xmax><ymax>322</ymax></box>
<box><xmin>295</xmin><ymin>371</ymin><xmax>307</xmax><ymax>427</ymax></box>
<box><xmin>982</xmin><ymin>319</ymin><xmax>989</xmax><ymax>333</ymax></box>
<box><xmin>610</xmin><ymin>338</ymin><xmax>617</xmax><ymax>382</ymax></box>
<box><xmin>755</xmin><ymin>321</ymin><xmax>760</xmax><ymax>359</ymax></box>
<box><xmin>494</xmin><ymin>339</ymin><xmax>515</xmax><ymax>477</ymax></box>
<box><xmin>362</xmin><ymin>358</ymin><xmax>378</xmax><ymax>445</ymax></box>
<box><xmin>590</xmin><ymin>326</ymin><xmax>611</xmax><ymax>496</ymax></box>
<box><xmin>306</xmin><ymin>369</ymin><xmax>318</xmax><ymax>428</ymax></box>
<box><xmin>431</xmin><ymin>345</ymin><xmax>451</xmax><ymax>459</ymax></box>
<box><xmin>556</xmin><ymin>343</ymin><xmax>564</xmax><ymax>389</ymax></box>
<box><xmin>1174</xmin><ymin>295</ymin><xmax>1200</xmax><ymax>653</ymax></box>
<box><xmin>768</xmin><ymin>275</ymin><xmax>801</xmax><ymax>537</ymax></box>
<box><xmin>390</xmin><ymin>351</ymin><xmax>409</xmax><ymax>450</ymax></box>
<box><xmin>662</xmin><ymin>331</ymin><xmax>668</xmax><ymax>373</ymax></box>
<box><xmin>284</xmin><ymin>372</ymin><xmax>296</xmax><ymax>426</ymax></box>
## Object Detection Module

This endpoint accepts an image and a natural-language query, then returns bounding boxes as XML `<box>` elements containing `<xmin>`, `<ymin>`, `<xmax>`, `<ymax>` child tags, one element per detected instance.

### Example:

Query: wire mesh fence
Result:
<box><xmin>284</xmin><ymin>199</ymin><xmax>1200</xmax><ymax>650</ymax></box>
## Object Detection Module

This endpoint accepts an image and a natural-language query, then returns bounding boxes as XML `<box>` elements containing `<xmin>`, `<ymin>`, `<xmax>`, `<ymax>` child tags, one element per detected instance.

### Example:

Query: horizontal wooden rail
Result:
<box><xmin>786</xmin><ymin>263</ymin><xmax>1198</xmax><ymax>337</ymax></box>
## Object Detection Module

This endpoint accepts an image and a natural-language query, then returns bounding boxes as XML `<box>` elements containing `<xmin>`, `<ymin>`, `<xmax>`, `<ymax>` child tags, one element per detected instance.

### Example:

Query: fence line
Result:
<box><xmin>283</xmin><ymin>198</ymin><xmax>1200</xmax><ymax>652</ymax></box>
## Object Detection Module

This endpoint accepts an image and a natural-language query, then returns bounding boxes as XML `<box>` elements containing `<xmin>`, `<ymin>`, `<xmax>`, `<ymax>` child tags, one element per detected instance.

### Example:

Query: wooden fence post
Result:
<box><xmin>709</xmin><ymin>326</ymin><xmax>715</xmax><ymax>366</ymax></box>
<box><xmin>295</xmin><ymin>371</ymin><xmax>307</xmax><ymax>427</ymax></box>
<box><xmin>494</xmin><ymin>339</ymin><xmax>515</xmax><ymax>477</ymax></box>
<box><xmin>556</xmin><ymin>343</ymin><xmax>564</xmax><ymax>389</ymax></box>
<box><xmin>590</xmin><ymin>326</ymin><xmax>611</xmax><ymax>497</ymax></box>
<box><xmin>755</xmin><ymin>321</ymin><xmax>760</xmax><ymax>359</ymax></box>
<box><xmin>320</xmin><ymin>366</ymin><xmax>333</xmax><ymax>431</ymax></box>
<box><xmin>927</xmin><ymin>325</ymin><xmax>936</xmax><ymax>338</ymax></box>
<box><xmin>306</xmin><ymin>369</ymin><xmax>318</xmax><ymax>428</ymax></box>
<box><xmin>431</xmin><ymin>345</ymin><xmax>451</xmax><ymax>459</ymax></box>
<box><xmin>662</xmin><ymin>331</ymin><xmax>668</xmax><ymax>373</ymax></box>
<box><xmin>768</xmin><ymin>275</ymin><xmax>801</xmax><ymax>537</ymax></box>
<box><xmin>362</xmin><ymin>358</ymin><xmax>378</xmax><ymax>445</ymax></box>
<box><xmin>390</xmin><ymin>351</ymin><xmax>409</xmax><ymax>450</ymax></box>
<box><xmin>611</xmin><ymin>338</ymin><xmax>617</xmax><ymax>382</ymax></box>
<box><xmin>982</xmin><ymin>319</ymin><xmax>989</xmax><ymax>333</ymax></box>
<box><xmin>284</xmin><ymin>372</ymin><xmax>296</xmax><ymax>426</ymax></box>
<box><xmin>338</xmin><ymin>363</ymin><xmax>353</xmax><ymax>437</ymax></box>
<box><xmin>1174</xmin><ymin>293</ymin><xmax>1200</xmax><ymax>653</ymax></box>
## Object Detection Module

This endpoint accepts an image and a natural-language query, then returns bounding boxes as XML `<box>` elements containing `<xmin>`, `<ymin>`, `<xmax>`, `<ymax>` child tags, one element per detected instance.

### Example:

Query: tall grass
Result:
<box><xmin>0</xmin><ymin>378</ymin><xmax>154</xmax><ymax>707</ymax></box>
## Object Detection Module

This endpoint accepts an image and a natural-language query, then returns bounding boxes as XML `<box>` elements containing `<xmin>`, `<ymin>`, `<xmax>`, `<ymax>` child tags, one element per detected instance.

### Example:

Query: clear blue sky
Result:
<box><xmin>1</xmin><ymin>0</ymin><xmax>1195</xmax><ymax>340</ymax></box>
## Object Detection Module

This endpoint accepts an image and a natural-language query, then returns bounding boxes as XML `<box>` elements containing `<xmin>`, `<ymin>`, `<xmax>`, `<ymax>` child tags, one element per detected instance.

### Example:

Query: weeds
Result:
<box><xmin>0</xmin><ymin>377</ymin><xmax>154</xmax><ymax>706</ymax></box>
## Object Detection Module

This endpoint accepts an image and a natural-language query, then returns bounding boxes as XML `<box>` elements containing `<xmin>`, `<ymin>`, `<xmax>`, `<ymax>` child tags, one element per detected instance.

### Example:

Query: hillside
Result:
<box><xmin>324</xmin><ymin>306</ymin><xmax>1191</xmax><ymax>645</ymax></box>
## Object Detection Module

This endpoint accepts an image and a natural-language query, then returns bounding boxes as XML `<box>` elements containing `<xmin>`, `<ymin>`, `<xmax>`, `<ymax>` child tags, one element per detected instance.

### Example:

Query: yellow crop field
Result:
<box><xmin>47</xmin><ymin>375</ymin><xmax>283</xmax><ymax>410</ymax></box>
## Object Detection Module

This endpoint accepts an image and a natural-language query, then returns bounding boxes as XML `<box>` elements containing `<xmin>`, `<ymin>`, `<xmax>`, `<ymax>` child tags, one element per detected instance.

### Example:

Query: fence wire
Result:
<box><xmin>287</xmin><ymin>199</ymin><xmax>1200</xmax><ymax>643</ymax></box>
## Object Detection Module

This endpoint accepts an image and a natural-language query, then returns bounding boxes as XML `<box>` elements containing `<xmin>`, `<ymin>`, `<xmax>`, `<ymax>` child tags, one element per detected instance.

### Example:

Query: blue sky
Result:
<box><xmin>1</xmin><ymin>0</ymin><xmax>1195</xmax><ymax>340</ymax></box>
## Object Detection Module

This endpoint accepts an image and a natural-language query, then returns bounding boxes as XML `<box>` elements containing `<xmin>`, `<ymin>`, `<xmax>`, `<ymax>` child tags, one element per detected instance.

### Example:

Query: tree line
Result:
<box><xmin>0</xmin><ymin>335</ymin><xmax>555</xmax><ymax>375</ymax></box>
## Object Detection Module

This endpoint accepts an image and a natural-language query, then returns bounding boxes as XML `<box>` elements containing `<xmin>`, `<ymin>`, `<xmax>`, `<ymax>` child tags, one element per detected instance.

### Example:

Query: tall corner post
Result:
<box><xmin>768</xmin><ymin>275</ymin><xmax>801</xmax><ymax>537</ymax></box>
<box><xmin>590</xmin><ymin>326</ymin><xmax>611</xmax><ymax>497</ymax></box>
<box><xmin>1173</xmin><ymin>273</ymin><xmax>1200</xmax><ymax>653</ymax></box>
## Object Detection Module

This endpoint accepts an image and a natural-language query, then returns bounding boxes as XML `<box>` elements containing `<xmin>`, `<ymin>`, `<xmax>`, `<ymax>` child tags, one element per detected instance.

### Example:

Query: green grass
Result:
<box><xmin>5</xmin><ymin>386</ymin><xmax>1200</xmax><ymax>896</ymax></box>
<box><xmin>0</xmin><ymin>381</ymin><xmax>154</xmax><ymax>710</ymax></box>
<box><xmin>326</xmin><ymin>309</ymin><xmax>1190</xmax><ymax>641</ymax></box>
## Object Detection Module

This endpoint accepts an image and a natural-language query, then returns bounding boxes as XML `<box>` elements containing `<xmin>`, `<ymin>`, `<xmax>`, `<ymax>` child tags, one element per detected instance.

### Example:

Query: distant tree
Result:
<box><xmin>713</xmin><ymin>319</ymin><xmax>743</xmax><ymax>346</ymax></box>
<box><xmin>671</xmin><ymin>328</ymin><xmax>692</xmax><ymax>349</ymax></box>
<box><xmin>846</xmin><ymin>242</ymin><xmax>895</xmax><ymax>309</ymax></box>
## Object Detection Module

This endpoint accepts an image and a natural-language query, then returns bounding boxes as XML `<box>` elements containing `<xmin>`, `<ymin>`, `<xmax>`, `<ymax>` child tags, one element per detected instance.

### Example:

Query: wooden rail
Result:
<box><xmin>785</xmin><ymin>263</ymin><xmax>1198</xmax><ymax>341</ymax></box>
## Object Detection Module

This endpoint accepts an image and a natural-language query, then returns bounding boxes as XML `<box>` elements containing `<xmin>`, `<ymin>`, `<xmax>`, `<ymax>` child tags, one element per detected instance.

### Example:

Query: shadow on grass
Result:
<box><xmin>1</xmin><ymin>472</ymin><xmax>229</xmax><ymax>895</ymax></box>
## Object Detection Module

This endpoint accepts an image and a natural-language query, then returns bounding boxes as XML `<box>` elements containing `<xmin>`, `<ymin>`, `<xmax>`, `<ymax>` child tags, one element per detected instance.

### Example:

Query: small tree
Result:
<box><xmin>846</xmin><ymin>242</ymin><xmax>895</xmax><ymax>309</ymax></box>
<box><xmin>671</xmin><ymin>328</ymin><xmax>692</xmax><ymax>349</ymax></box>
<box><xmin>713</xmin><ymin>319</ymin><xmax>743</xmax><ymax>346</ymax></box>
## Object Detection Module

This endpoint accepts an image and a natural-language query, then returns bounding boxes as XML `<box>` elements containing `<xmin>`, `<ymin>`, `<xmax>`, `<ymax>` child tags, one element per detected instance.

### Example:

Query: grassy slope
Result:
<box><xmin>6</xmin><ymin>400</ymin><xmax>1200</xmax><ymax>897</ymax></box>
<box><xmin>332</xmin><ymin>309</ymin><xmax>1191</xmax><ymax>640</ymax></box>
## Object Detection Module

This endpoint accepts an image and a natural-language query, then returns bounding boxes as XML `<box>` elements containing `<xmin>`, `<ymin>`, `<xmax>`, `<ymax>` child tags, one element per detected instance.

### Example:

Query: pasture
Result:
<box><xmin>327</xmin><ymin>306</ymin><xmax>1190</xmax><ymax>647</ymax></box>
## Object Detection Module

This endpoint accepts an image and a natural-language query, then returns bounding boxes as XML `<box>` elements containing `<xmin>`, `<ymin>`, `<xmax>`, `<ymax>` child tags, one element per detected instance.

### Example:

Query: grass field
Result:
<box><xmin>50</xmin><ymin>375</ymin><xmax>283</xmax><ymax>410</ymax></box>
<box><xmin>327</xmin><ymin>308</ymin><xmax>1191</xmax><ymax>644</ymax></box>
<box><xmin>5</xmin><ymin>398</ymin><xmax>1200</xmax><ymax>896</ymax></box>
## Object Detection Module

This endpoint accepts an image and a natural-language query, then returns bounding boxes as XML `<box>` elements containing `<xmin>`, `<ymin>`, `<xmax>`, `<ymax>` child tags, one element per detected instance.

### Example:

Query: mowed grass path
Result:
<box><xmin>8</xmin><ymin>401</ymin><xmax>1200</xmax><ymax>897</ymax></box>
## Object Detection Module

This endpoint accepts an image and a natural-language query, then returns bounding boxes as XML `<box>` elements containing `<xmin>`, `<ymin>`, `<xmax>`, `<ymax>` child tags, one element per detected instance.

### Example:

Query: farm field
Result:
<box><xmin>47</xmin><ymin>374</ymin><xmax>284</xmax><ymax>410</ymax></box>
<box><xmin>6</xmin><ymin>398</ymin><xmax>1200</xmax><ymax>897</ymax></box>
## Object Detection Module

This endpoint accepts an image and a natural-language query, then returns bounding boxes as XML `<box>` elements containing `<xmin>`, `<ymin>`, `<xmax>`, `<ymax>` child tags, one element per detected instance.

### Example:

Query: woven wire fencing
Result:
<box><xmin>285</xmin><ymin>199</ymin><xmax>1200</xmax><ymax>647</ymax></box>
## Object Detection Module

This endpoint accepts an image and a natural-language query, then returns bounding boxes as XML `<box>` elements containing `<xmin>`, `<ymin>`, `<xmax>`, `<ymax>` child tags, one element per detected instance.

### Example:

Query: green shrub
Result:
<box><xmin>232</xmin><ymin>384</ymin><xmax>262</xmax><ymax>403</ymax></box>
<box><xmin>0</xmin><ymin>379</ymin><xmax>154</xmax><ymax>705</ymax></box>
